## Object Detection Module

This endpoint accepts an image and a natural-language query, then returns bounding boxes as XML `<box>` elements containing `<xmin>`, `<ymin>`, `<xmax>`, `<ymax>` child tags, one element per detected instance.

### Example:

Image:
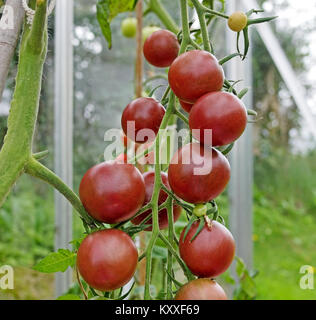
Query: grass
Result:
<box><xmin>0</xmin><ymin>150</ymin><xmax>315</xmax><ymax>299</ymax></box>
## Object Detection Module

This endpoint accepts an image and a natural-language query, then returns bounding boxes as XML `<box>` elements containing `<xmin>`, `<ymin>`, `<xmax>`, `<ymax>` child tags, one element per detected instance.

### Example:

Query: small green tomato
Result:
<box><xmin>193</xmin><ymin>204</ymin><xmax>207</xmax><ymax>217</ymax></box>
<box><xmin>228</xmin><ymin>11</ymin><xmax>248</xmax><ymax>32</ymax></box>
<box><xmin>142</xmin><ymin>26</ymin><xmax>161</xmax><ymax>43</ymax></box>
<box><xmin>121</xmin><ymin>17</ymin><xmax>137</xmax><ymax>38</ymax></box>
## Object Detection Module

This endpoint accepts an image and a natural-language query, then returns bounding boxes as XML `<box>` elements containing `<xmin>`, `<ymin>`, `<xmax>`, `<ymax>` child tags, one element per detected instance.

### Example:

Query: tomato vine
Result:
<box><xmin>0</xmin><ymin>0</ymin><xmax>276</xmax><ymax>300</ymax></box>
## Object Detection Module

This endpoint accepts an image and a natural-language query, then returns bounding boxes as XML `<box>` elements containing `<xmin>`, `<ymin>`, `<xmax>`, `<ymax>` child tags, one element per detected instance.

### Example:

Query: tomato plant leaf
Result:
<box><xmin>240</xmin><ymin>270</ymin><xmax>257</xmax><ymax>298</ymax></box>
<box><xmin>235</xmin><ymin>256</ymin><xmax>247</xmax><ymax>278</ymax></box>
<box><xmin>33</xmin><ymin>249</ymin><xmax>76</xmax><ymax>273</ymax></box>
<box><xmin>97</xmin><ymin>0</ymin><xmax>138</xmax><ymax>49</ymax></box>
<box><xmin>242</xmin><ymin>27</ymin><xmax>249</xmax><ymax>60</ymax></box>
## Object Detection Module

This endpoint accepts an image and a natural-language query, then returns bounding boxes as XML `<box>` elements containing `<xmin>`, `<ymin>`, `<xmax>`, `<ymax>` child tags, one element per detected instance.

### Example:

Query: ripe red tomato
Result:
<box><xmin>121</xmin><ymin>97</ymin><xmax>165</xmax><ymax>144</ymax></box>
<box><xmin>143</xmin><ymin>30</ymin><xmax>180</xmax><ymax>68</ymax></box>
<box><xmin>132</xmin><ymin>171</ymin><xmax>181</xmax><ymax>230</ymax></box>
<box><xmin>168</xmin><ymin>143</ymin><xmax>230</xmax><ymax>204</ymax></box>
<box><xmin>189</xmin><ymin>92</ymin><xmax>248</xmax><ymax>147</ymax></box>
<box><xmin>168</xmin><ymin>50</ymin><xmax>224</xmax><ymax>103</ymax></box>
<box><xmin>179</xmin><ymin>100</ymin><xmax>193</xmax><ymax>113</ymax></box>
<box><xmin>77</xmin><ymin>229</ymin><xmax>138</xmax><ymax>291</ymax></box>
<box><xmin>79</xmin><ymin>161</ymin><xmax>145</xmax><ymax>223</ymax></box>
<box><xmin>175</xmin><ymin>279</ymin><xmax>227</xmax><ymax>300</ymax></box>
<box><xmin>179</xmin><ymin>220</ymin><xmax>235</xmax><ymax>277</ymax></box>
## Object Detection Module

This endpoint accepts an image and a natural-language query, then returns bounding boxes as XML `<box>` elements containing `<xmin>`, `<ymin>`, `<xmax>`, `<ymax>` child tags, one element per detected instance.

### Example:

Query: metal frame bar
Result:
<box><xmin>243</xmin><ymin>0</ymin><xmax>316</xmax><ymax>139</ymax></box>
<box><xmin>226</xmin><ymin>0</ymin><xmax>254</xmax><ymax>271</ymax></box>
<box><xmin>54</xmin><ymin>0</ymin><xmax>74</xmax><ymax>297</ymax></box>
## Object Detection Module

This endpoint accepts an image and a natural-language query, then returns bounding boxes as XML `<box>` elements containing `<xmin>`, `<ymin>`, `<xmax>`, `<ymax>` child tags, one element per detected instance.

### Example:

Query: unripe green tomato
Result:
<box><xmin>228</xmin><ymin>11</ymin><xmax>248</xmax><ymax>32</ymax></box>
<box><xmin>142</xmin><ymin>26</ymin><xmax>161</xmax><ymax>43</ymax></box>
<box><xmin>193</xmin><ymin>204</ymin><xmax>207</xmax><ymax>217</ymax></box>
<box><xmin>121</xmin><ymin>17</ymin><xmax>137</xmax><ymax>38</ymax></box>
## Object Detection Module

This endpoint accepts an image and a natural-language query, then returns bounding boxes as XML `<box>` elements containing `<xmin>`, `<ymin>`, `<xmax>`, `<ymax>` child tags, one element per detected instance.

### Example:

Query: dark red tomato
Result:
<box><xmin>132</xmin><ymin>171</ymin><xmax>181</xmax><ymax>230</ymax></box>
<box><xmin>168</xmin><ymin>143</ymin><xmax>230</xmax><ymax>204</ymax></box>
<box><xmin>175</xmin><ymin>279</ymin><xmax>227</xmax><ymax>300</ymax></box>
<box><xmin>143</xmin><ymin>30</ymin><xmax>180</xmax><ymax>68</ymax></box>
<box><xmin>168</xmin><ymin>50</ymin><xmax>224</xmax><ymax>103</ymax></box>
<box><xmin>77</xmin><ymin>229</ymin><xmax>138</xmax><ymax>291</ymax></box>
<box><xmin>179</xmin><ymin>220</ymin><xmax>235</xmax><ymax>278</ymax></box>
<box><xmin>179</xmin><ymin>100</ymin><xmax>193</xmax><ymax>113</ymax></box>
<box><xmin>121</xmin><ymin>97</ymin><xmax>165</xmax><ymax>144</ymax></box>
<box><xmin>115</xmin><ymin>153</ymin><xmax>128</xmax><ymax>163</ymax></box>
<box><xmin>189</xmin><ymin>92</ymin><xmax>248</xmax><ymax>147</ymax></box>
<box><xmin>79</xmin><ymin>161</ymin><xmax>145</xmax><ymax>223</ymax></box>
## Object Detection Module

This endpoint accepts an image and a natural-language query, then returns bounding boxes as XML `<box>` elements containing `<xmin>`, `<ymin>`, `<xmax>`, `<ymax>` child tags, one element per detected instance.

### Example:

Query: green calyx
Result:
<box><xmin>193</xmin><ymin>204</ymin><xmax>207</xmax><ymax>217</ymax></box>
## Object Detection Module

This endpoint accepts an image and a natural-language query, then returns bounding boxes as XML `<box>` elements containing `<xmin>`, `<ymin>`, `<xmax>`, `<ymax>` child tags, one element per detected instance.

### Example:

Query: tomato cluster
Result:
<box><xmin>77</xmin><ymin>27</ymin><xmax>249</xmax><ymax>300</ymax></box>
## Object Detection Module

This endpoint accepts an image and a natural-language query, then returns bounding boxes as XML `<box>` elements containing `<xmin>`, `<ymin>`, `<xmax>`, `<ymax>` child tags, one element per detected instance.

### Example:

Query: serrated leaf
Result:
<box><xmin>33</xmin><ymin>249</ymin><xmax>76</xmax><ymax>273</ymax></box>
<box><xmin>97</xmin><ymin>0</ymin><xmax>138</xmax><ymax>49</ymax></box>
<box><xmin>240</xmin><ymin>270</ymin><xmax>257</xmax><ymax>298</ymax></box>
<box><xmin>57</xmin><ymin>294</ymin><xmax>81</xmax><ymax>300</ymax></box>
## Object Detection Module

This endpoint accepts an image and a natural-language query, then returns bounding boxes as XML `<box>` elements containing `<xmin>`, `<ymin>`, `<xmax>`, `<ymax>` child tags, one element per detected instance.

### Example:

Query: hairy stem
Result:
<box><xmin>144</xmin><ymin>93</ymin><xmax>176</xmax><ymax>300</ymax></box>
<box><xmin>149</xmin><ymin>0</ymin><xmax>179</xmax><ymax>34</ymax></box>
<box><xmin>25</xmin><ymin>157</ymin><xmax>96</xmax><ymax>226</ymax></box>
<box><xmin>191</xmin><ymin>0</ymin><xmax>212</xmax><ymax>52</ymax></box>
<box><xmin>0</xmin><ymin>0</ymin><xmax>48</xmax><ymax>206</ymax></box>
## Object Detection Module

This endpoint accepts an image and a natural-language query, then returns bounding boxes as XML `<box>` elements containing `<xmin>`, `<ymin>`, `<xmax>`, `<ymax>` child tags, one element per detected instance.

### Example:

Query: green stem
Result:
<box><xmin>144</xmin><ymin>93</ymin><xmax>176</xmax><ymax>300</ymax></box>
<box><xmin>158</xmin><ymin>232</ymin><xmax>194</xmax><ymax>281</ymax></box>
<box><xmin>179</xmin><ymin>0</ymin><xmax>190</xmax><ymax>54</ymax></box>
<box><xmin>25</xmin><ymin>157</ymin><xmax>96</xmax><ymax>226</ymax></box>
<box><xmin>149</xmin><ymin>0</ymin><xmax>180</xmax><ymax>34</ymax></box>
<box><xmin>0</xmin><ymin>0</ymin><xmax>48</xmax><ymax>207</ymax></box>
<box><xmin>199</xmin><ymin>3</ymin><xmax>229</xmax><ymax>19</ymax></box>
<box><xmin>166</xmin><ymin>197</ymin><xmax>174</xmax><ymax>299</ymax></box>
<box><xmin>191</xmin><ymin>0</ymin><xmax>212</xmax><ymax>52</ymax></box>
<box><xmin>174</xmin><ymin>109</ymin><xmax>189</xmax><ymax>126</ymax></box>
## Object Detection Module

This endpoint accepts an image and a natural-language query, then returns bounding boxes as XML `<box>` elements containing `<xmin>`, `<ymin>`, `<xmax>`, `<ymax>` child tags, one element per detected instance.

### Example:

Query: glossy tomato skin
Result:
<box><xmin>168</xmin><ymin>50</ymin><xmax>224</xmax><ymax>103</ymax></box>
<box><xmin>179</xmin><ymin>100</ymin><xmax>193</xmax><ymax>113</ymax></box>
<box><xmin>77</xmin><ymin>229</ymin><xmax>138</xmax><ymax>291</ymax></box>
<box><xmin>79</xmin><ymin>162</ymin><xmax>145</xmax><ymax>223</ymax></box>
<box><xmin>175</xmin><ymin>279</ymin><xmax>227</xmax><ymax>300</ymax></box>
<box><xmin>179</xmin><ymin>221</ymin><xmax>235</xmax><ymax>278</ymax></box>
<box><xmin>143</xmin><ymin>30</ymin><xmax>180</xmax><ymax>68</ymax></box>
<box><xmin>189</xmin><ymin>92</ymin><xmax>248</xmax><ymax>147</ymax></box>
<box><xmin>121</xmin><ymin>97</ymin><xmax>165</xmax><ymax>144</ymax></box>
<box><xmin>168</xmin><ymin>143</ymin><xmax>230</xmax><ymax>204</ymax></box>
<box><xmin>132</xmin><ymin>171</ymin><xmax>181</xmax><ymax>230</ymax></box>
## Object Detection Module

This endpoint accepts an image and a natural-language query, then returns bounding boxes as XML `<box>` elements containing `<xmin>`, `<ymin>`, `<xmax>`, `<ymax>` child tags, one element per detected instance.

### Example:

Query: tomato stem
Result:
<box><xmin>148</xmin><ymin>0</ymin><xmax>180</xmax><ymax>34</ymax></box>
<box><xmin>25</xmin><ymin>157</ymin><xmax>97</xmax><ymax>227</ymax></box>
<box><xmin>166</xmin><ymin>196</ymin><xmax>174</xmax><ymax>299</ymax></box>
<box><xmin>191</xmin><ymin>0</ymin><xmax>212</xmax><ymax>53</ymax></box>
